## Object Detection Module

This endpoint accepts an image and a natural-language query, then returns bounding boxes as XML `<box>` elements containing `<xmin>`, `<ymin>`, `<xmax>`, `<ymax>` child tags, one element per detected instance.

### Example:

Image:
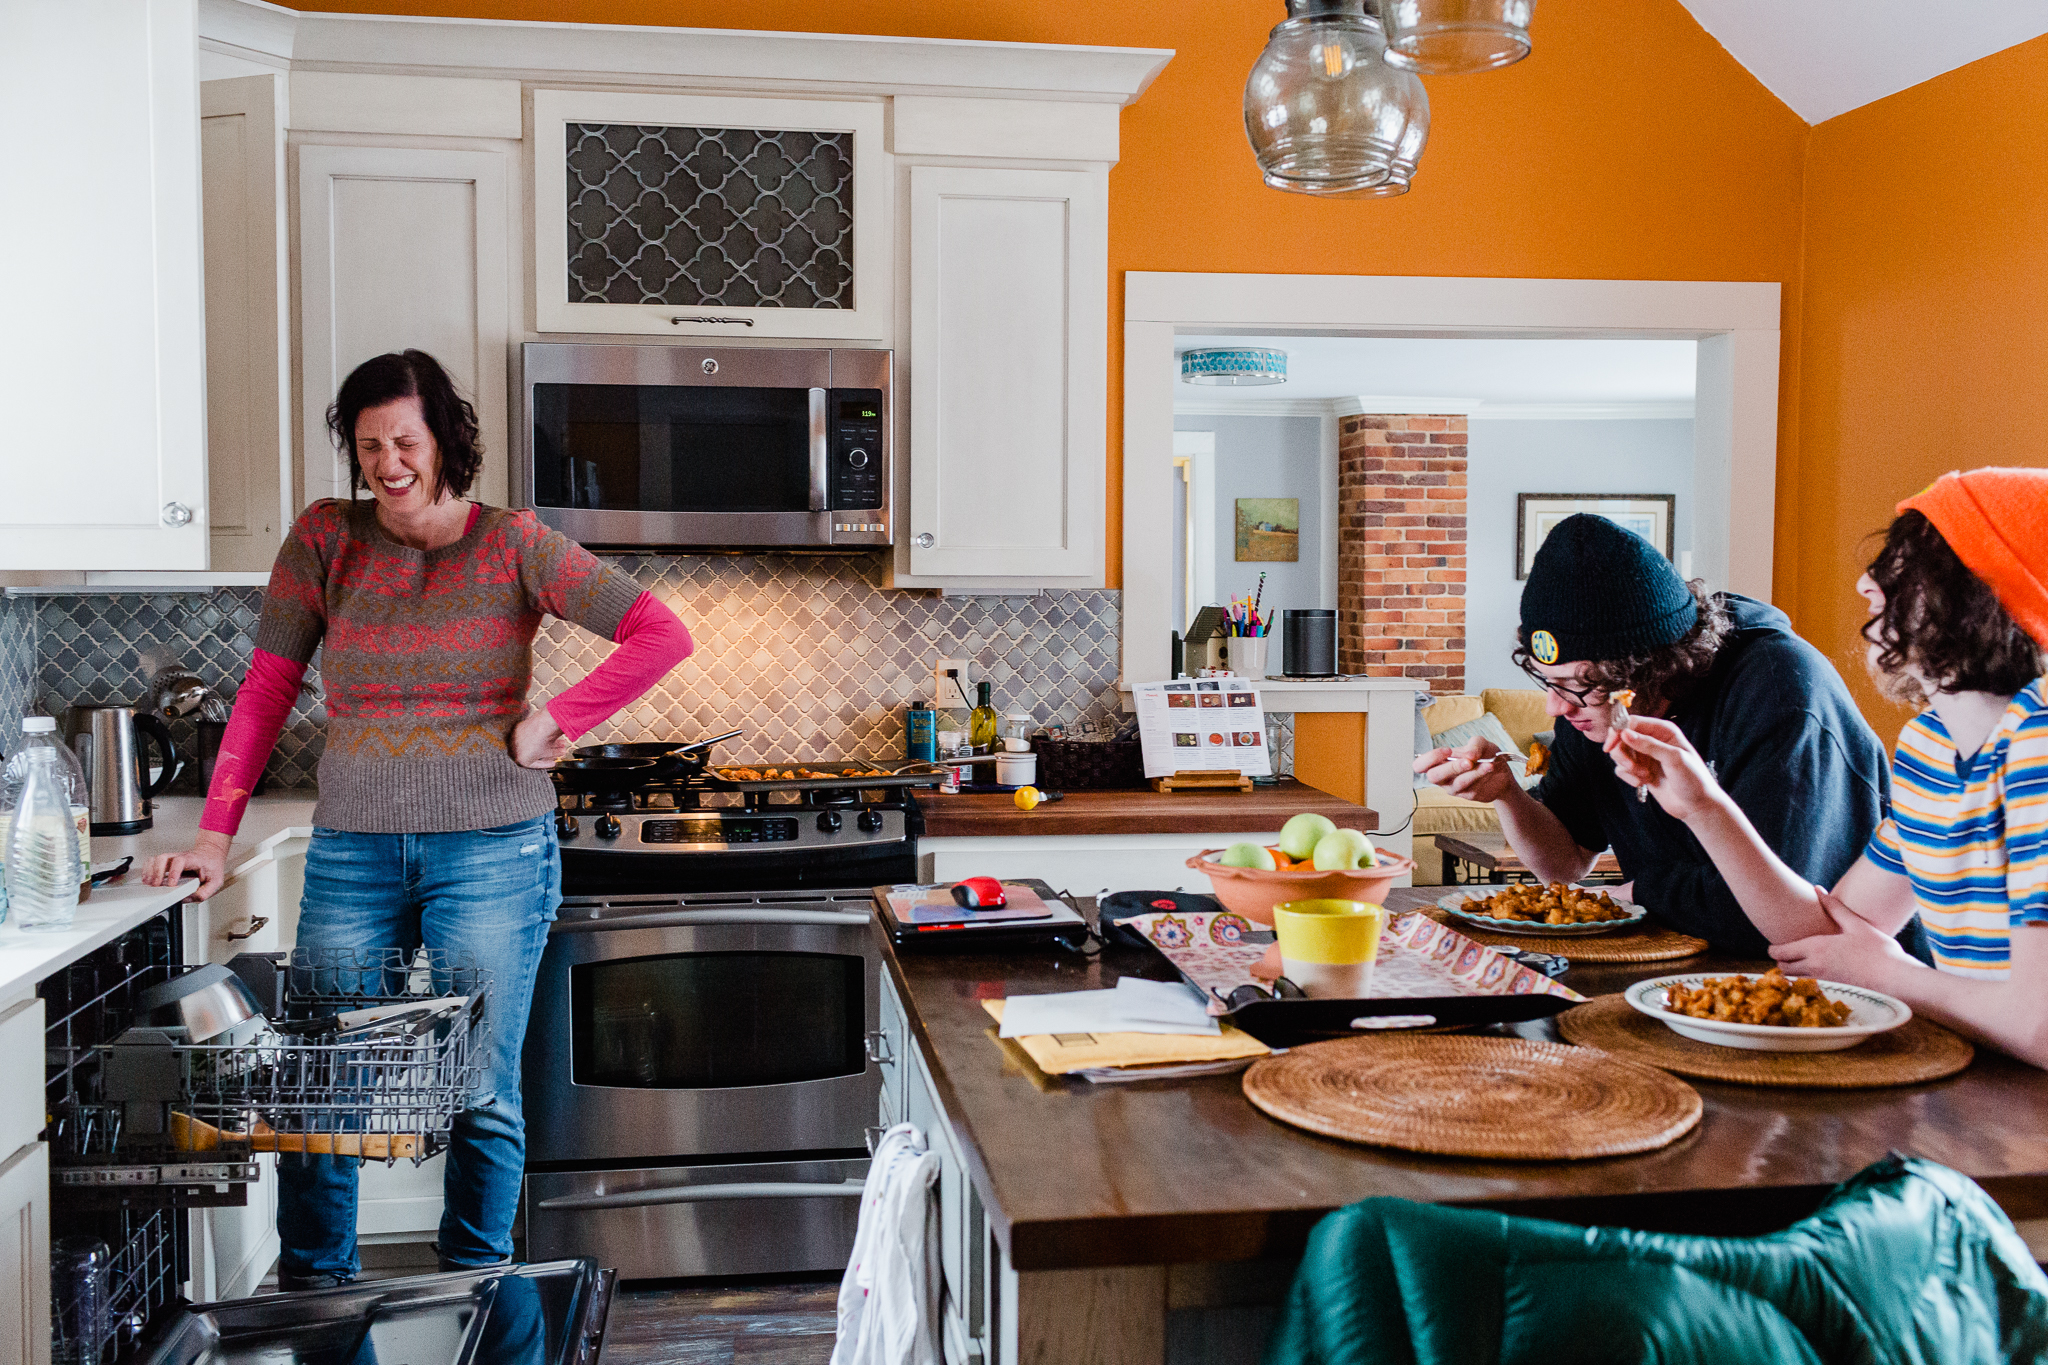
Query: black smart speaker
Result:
<box><xmin>1281</xmin><ymin>609</ymin><xmax>1337</xmax><ymax>678</ymax></box>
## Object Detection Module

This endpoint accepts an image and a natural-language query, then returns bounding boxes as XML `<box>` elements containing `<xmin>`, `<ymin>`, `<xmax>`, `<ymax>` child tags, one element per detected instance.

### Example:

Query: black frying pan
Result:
<box><xmin>565</xmin><ymin>729</ymin><xmax>744</xmax><ymax>783</ymax></box>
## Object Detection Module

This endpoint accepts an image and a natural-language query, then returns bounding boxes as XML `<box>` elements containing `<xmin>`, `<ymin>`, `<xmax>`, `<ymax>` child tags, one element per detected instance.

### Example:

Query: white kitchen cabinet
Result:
<box><xmin>0</xmin><ymin>0</ymin><xmax>208</xmax><ymax>573</ymax></box>
<box><xmin>530</xmin><ymin>90</ymin><xmax>889</xmax><ymax>342</ymax></box>
<box><xmin>900</xmin><ymin>165</ymin><xmax>1107</xmax><ymax>587</ymax></box>
<box><xmin>296</xmin><ymin>144</ymin><xmax>511</xmax><ymax>510</ymax></box>
<box><xmin>0</xmin><ymin>1143</ymin><xmax>51</xmax><ymax>1365</ymax></box>
<box><xmin>200</xmin><ymin>74</ymin><xmax>292</xmax><ymax>575</ymax></box>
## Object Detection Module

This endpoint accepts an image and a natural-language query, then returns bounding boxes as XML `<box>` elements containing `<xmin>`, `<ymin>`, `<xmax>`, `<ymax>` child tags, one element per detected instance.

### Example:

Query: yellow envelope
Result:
<box><xmin>982</xmin><ymin>999</ymin><xmax>1270</xmax><ymax>1075</ymax></box>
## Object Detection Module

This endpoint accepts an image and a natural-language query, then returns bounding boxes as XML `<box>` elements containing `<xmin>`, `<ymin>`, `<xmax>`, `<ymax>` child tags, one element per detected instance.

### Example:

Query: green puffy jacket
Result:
<box><xmin>1265</xmin><ymin>1156</ymin><xmax>2048</xmax><ymax>1364</ymax></box>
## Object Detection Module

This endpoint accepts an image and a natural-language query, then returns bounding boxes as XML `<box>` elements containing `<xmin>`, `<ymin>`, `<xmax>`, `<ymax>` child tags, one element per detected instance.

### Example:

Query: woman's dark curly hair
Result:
<box><xmin>1862</xmin><ymin>509</ymin><xmax>2043</xmax><ymax>703</ymax></box>
<box><xmin>325</xmin><ymin>350</ymin><xmax>483</xmax><ymax>501</ymax></box>
<box><xmin>1512</xmin><ymin>580</ymin><xmax>1734</xmax><ymax>710</ymax></box>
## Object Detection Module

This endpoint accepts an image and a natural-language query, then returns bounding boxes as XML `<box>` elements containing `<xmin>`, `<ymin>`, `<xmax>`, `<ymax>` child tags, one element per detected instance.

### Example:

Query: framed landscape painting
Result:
<box><xmin>1235</xmin><ymin>498</ymin><xmax>1300</xmax><ymax>562</ymax></box>
<box><xmin>1516</xmin><ymin>494</ymin><xmax>1676</xmax><ymax>579</ymax></box>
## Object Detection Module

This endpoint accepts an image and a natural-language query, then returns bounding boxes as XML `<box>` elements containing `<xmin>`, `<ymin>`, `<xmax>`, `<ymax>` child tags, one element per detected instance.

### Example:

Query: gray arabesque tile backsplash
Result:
<box><xmin>3</xmin><ymin>554</ymin><xmax>1136</xmax><ymax>794</ymax></box>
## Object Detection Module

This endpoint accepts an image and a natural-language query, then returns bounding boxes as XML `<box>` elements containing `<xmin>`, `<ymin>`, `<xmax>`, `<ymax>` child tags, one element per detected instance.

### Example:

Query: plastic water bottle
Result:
<box><xmin>0</xmin><ymin>716</ymin><xmax>92</xmax><ymax>921</ymax></box>
<box><xmin>6</xmin><ymin>747</ymin><xmax>81</xmax><ymax>931</ymax></box>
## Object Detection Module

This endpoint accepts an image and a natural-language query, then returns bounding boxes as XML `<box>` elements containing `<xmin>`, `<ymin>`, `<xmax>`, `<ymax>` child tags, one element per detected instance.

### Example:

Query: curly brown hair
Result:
<box><xmin>1863</xmin><ymin>509</ymin><xmax>2043</xmax><ymax>703</ymax></box>
<box><xmin>1512</xmin><ymin>580</ymin><xmax>1734</xmax><ymax>710</ymax></box>
<box><xmin>326</xmin><ymin>350</ymin><xmax>484</xmax><ymax>501</ymax></box>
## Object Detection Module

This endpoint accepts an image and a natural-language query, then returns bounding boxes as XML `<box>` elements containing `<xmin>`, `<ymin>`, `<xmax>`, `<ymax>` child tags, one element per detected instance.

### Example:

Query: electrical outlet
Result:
<box><xmin>932</xmin><ymin>657</ymin><xmax>974</xmax><ymax>710</ymax></box>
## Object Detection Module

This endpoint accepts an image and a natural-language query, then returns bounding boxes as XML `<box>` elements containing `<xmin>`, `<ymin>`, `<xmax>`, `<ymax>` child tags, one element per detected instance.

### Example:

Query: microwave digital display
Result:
<box><xmin>839</xmin><ymin>401</ymin><xmax>879</xmax><ymax>420</ymax></box>
<box><xmin>532</xmin><ymin>383</ymin><xmax>813</xmax><ymax>514</ymax></box>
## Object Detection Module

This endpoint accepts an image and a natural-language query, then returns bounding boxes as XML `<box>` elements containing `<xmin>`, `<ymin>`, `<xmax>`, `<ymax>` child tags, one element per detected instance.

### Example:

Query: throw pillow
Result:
<box><xmin>1428</xmin><ymin>711</ymin><xmax>1528</xmax><ymax>783</ymax></box>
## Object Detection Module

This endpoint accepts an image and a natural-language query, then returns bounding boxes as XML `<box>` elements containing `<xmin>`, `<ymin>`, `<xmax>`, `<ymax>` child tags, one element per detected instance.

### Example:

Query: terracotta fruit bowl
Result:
<box><xmin>1187</xmin><ymin>848</ymin><xmax>1416</xmax><ymax>926</ymax></box>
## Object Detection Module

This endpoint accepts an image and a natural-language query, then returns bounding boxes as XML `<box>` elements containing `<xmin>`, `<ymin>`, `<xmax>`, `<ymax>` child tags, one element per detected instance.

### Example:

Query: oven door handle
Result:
<box><xmin>552</xmin><ymin>909</ymin><xmax>871</xmax><ymax>934</ymax></box>
<box><xmin>808</xmin><ymin>387</ymin><xmax>829</xmax><ymax>512</ymax></box>
<box><xmin>536</xmin><ymin>1179</ymin><xmax>867</xmax><ymax>1212</ymax></box>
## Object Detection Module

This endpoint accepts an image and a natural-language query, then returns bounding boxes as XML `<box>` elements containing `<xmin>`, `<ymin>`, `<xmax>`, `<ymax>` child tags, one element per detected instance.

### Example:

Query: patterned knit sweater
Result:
<box><xmin>255</xmin><ymin>499</ymin><xmax>643</xmax><ymax>833</ymax></box>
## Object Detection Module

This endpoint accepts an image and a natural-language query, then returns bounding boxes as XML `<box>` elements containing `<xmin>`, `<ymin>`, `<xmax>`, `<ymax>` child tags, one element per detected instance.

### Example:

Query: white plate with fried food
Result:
<box><xmin>1624</xmin><ymin>969</ymin><xmax>1911</xmax><ymax>1052</ymax></box>
<box><xmin>1437</xmin><ymin>882</ymin><xmax>1648</xmax><ymax>937</ymax></box>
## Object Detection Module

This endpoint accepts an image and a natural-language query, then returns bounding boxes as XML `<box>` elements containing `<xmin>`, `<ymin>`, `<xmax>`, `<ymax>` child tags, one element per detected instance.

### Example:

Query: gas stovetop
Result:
<box><xmin>552</xmin><ymin>760</ymin><xmax>936</xmax><ymax>857</ymax></box>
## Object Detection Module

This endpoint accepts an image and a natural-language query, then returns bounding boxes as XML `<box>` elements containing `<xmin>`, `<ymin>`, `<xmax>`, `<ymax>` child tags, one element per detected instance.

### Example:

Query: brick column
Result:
<box><xmin>1336</xmin><ymin>415</ymin><xmax>1467</xmax><ymax>694</ymax></box>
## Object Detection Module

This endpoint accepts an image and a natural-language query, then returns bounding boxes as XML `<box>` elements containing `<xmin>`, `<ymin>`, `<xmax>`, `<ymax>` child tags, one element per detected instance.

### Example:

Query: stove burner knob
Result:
<box><xmin>556</xmin><ymin>813</ymin><xmax>580</xmax><ymax>840</ymax></box>
<box><xmin>856</xmin><ymin>808</ymin><xmax>884</xmax><ymax>833</ymax></box>
<box><xmin>817</xmin><ymin>810</ymin><xmax>843</xmax><ymax>833</ymax></box>
<box><xmin>595</xmin><ymin>813</ymin><xmax>623</xmax><ymax>841</ymax></box>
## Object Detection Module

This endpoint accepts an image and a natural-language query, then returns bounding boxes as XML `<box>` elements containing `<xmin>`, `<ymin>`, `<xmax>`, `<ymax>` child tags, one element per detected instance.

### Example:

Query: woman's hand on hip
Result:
<box><xmin>142</xmin><ymin>830</ymin><xmax>231</xmax><ymax>902</ymax></box>
<box><xmin>511</xmin><ymin>706</ymin><xmax>573</xmax><ymax>769</ymax></box>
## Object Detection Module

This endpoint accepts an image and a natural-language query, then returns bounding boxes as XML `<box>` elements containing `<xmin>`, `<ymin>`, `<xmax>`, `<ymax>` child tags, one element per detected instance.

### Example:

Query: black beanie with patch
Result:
<box><xmin>1518</xmin><ymin>513</ymin><xmax>1696</xmax><ymax>665</ymax></box>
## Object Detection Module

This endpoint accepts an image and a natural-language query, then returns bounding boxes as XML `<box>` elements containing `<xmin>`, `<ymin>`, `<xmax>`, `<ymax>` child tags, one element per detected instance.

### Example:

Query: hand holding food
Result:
<box><xmin>1603</xmin><ymin>716</ymin><xmax>1721</xmax><ymax>821</ymax></box>
<box><xmin>1662</xmin><ymin>967</ymin><xmax>1852</xmax><ymax>1028</ymax></box>
<box><xmin>1460</xmin><ymin>881</ymin><xmax>1630</xmax><ymax>925</ymax></box>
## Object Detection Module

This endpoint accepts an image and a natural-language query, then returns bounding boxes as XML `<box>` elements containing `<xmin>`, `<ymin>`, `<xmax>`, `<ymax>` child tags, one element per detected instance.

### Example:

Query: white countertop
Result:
<box><xmin>0</xmin><ymin>795</ymin><xmax>317</xmax><ymax>1004</ymax></box>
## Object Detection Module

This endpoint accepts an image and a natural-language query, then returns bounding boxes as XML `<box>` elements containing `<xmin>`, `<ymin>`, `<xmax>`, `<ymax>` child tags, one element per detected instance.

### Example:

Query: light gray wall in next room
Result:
<box><xmin>1465</xmin><ymin>418</ymin><xmax>1696</xmax><ymax>695</ymax></box>
<box><xmin>1173</xmin><ymin>413</ymin><xmax>1326</xmax><ymax>625</ymax></box>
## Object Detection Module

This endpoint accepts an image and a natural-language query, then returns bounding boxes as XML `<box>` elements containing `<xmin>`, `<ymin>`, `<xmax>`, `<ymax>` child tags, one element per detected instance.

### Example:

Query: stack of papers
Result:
<box><xmin>996</xmin><ymin>977</ymin><xmax>1219</xmax><ymax>1038</ymax></box>
<box><xmin>984</xmin><ymin>978</ymin><xmax>1270</xmax><ymax>1077</ymax></box>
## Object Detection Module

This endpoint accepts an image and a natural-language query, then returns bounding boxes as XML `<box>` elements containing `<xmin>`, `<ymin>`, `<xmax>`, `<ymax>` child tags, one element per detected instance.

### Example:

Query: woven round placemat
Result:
<box><xmin>1422</xmin><ymin>906</ymin><xmax>1710</xmax><ymax>963</ymax></box>
<box><xmin>1557</xmin><ymin>992</ymin><xmax>1975</xmax><ymax>1088</ymax></box>
<box><xmin>1241</xmin><ymin>1034</ymin><xmax>1702</xmax><ymax>1160</ymax></box>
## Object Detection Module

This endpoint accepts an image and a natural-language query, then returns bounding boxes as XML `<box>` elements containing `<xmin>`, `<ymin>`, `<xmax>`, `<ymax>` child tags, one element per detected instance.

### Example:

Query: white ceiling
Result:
<box><xmin>1676</xmin><ymin>0</ymin><xmax>2048</xmax><ymax>124</ymax></box>
<box><xmin>1172</xmin><ymin>336</ymin><xmax>1697</xmax><ymax>419</ymax></box>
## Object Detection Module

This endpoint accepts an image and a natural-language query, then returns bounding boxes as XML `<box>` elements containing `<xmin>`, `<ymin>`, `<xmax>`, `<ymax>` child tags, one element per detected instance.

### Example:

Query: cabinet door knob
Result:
<box><xmin>162</xmin><ymin>501</ymin><xmax>194</xmax><ymax>528</ymax></box>
<box><xmin>914</xmin><ymin>532</ymin><xmax>935</xmax><ymax>549</ymax></box>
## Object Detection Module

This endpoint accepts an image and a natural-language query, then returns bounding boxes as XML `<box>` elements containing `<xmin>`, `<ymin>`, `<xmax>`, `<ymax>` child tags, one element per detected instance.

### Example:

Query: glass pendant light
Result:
<box><xmin>1180</xmin><ymin>348</ymin><xmax>1289</xmax><ymax>386</ymax></box>
<box><xmin>1244</xmin><ymin>0</ymin><xmax>1429</xmax><ymax>198</ymax></box>
<box><xmin>1378</xmin><ymin>0</ymin><xmax>1534</xmax><ymax>74</ymax></box>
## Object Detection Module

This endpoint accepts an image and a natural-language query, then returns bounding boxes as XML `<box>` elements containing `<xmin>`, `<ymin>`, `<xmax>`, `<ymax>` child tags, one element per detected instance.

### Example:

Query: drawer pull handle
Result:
<box><xmin>864</xmin><ymin>1030</ymin><xmax>895</xmax><ymax>1065</ymax></box>
<box><xmin>537</xmin><ymin>1179</ymin><xmax>865</xmax><ymax>1212</ymax></box>
<box><xmin>865</xmin><ymin>1125</ymin><xmax>888</xmax><ymax>1155</ymax></box>
<box><xmin>224</xmin><ymin>916</ymin><xmax>270</xmax><ymax>941</ymax></box>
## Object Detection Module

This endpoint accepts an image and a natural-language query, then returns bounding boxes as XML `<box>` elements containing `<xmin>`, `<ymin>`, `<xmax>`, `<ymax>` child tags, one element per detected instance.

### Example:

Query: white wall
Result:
<box><xmin>1465</xmin><ymin>418</ymin><xmax>1696</xmax><ymax>693</ymax></box>
<box><xmin>1172</xmin><ymin>414</ymin><xmax>1325</xmax><ymax>622</ymax></box>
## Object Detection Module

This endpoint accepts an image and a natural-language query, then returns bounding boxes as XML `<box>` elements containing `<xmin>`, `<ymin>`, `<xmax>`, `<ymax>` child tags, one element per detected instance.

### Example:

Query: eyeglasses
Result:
<box><xmin>1520</xmin><ymin>662</ymin><xmax>1607</xmax><ymax>709</ymax></box>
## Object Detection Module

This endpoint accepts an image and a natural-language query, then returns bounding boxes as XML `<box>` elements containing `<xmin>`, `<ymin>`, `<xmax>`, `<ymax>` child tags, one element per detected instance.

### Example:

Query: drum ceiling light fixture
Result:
<box><xmin>1180</xmin><ymin>347</ymin><xmax>1289</xmax><ymax>386</ymax></box>
<box><xmin>1243</xmin><ymin>0</ymin><xmax>1532</xmax><ymax>198</ymax></box>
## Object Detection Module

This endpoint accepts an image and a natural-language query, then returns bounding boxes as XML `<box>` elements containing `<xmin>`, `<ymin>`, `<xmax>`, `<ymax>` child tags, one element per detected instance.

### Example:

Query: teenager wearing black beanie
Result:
<box><xmin>1415</xmin><ymin>514</ymin><xmax>1915</xmax><ymax>958</ymax></box>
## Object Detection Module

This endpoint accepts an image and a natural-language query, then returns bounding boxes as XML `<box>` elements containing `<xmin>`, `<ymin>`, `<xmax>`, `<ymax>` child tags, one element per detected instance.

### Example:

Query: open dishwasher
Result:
<box><xmin>44</xmin><ymin>929</ymin><xmax>616</xmax><ymax>1362</ymax></box>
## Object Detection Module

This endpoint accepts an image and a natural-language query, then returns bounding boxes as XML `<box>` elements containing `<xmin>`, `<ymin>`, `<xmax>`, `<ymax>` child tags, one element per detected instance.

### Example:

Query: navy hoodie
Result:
<box><xmin>1535</xmin><ymin>595</ymin><xmax>1897</xmax><ymax>959</ymax></box>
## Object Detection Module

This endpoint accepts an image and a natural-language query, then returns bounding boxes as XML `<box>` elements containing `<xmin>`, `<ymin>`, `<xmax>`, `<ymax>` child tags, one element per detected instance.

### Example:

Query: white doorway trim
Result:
<box><xmin>1124</xmin><ymin>272</ymin><xmax>1782</xmax><ymax>690</ymax></box>
<box><xmin>1171</xmin><ymin>430</ymin><xmax>1216</xmax><ymax>633</ymax></box>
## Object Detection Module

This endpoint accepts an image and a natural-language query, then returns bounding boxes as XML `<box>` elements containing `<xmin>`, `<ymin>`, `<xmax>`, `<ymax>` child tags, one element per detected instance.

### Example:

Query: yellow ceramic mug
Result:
<box><xmin>1272</xmin><ymin>899</ymin><xmax>1386</xmax><ymax>998</ymax></box>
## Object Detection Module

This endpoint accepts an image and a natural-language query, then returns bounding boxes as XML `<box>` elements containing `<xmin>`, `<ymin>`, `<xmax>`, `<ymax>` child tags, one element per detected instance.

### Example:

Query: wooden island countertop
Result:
<box><xmin>916</xmin><ymin>777</ymin><xmax>1376</xmax><ymax>838</ymax></box>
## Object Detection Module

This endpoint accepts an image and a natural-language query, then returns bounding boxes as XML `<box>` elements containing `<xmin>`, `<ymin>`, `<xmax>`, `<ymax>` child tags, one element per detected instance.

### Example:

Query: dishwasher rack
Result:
<box><xmin>59</xmin><ymin>947</ymin><xmax>493</xmax><ymax>1182</ymax></box>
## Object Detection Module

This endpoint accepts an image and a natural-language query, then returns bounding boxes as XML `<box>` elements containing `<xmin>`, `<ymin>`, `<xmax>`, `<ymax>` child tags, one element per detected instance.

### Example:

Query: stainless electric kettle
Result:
<box><xmin>62</xmin><ymin>705</ymin><xmax>180</xmax><ymax>835</ymax></box>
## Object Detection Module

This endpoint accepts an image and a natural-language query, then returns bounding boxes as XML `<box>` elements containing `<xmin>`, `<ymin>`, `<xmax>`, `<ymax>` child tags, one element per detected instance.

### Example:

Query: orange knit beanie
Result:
<box><xmin>1897</xmin><ymin>467</ymin><xmax>2048</xmax><ymax>649</ymax></box>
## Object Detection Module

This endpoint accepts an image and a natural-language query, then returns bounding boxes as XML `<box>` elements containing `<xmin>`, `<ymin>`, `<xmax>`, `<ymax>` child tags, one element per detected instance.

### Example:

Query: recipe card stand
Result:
<box><xmin>1151</xmin><ymin>769</ymin><xmax>1253</xmax><ymax>794</ymax></box>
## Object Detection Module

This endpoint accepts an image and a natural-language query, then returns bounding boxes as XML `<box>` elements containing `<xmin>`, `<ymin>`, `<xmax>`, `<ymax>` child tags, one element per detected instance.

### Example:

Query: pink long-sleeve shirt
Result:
<box><xmin>200</xmin><ymin>507</ymin><xmax>693</xmax><ymax>836</ymax></box>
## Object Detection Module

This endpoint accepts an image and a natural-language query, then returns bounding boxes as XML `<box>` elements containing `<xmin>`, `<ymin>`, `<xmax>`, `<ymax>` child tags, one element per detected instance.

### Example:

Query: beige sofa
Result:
<box><xmin>1412</xmin><ymin>688</ymin><xmax>1550</xmax><ymax>886</ymax></box>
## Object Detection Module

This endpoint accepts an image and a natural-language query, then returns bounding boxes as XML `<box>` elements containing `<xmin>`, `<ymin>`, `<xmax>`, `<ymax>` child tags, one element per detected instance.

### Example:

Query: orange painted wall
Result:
<box><xmin>314</xmin><ymin>0</ymin><xmax>1811</xmax><ymax>593</ymax></box>
<box><xmin>1795</xmin><ymin>35</ymin><xmax>2048</xmax><ymax>737</ymax></box>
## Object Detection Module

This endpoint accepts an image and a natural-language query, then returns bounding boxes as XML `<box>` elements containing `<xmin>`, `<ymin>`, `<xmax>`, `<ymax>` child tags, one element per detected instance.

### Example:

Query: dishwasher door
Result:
<box><xmin>137</xmin><ymin>1258</ymin><xmax>613</xmax><ymax>1365</ymax></box>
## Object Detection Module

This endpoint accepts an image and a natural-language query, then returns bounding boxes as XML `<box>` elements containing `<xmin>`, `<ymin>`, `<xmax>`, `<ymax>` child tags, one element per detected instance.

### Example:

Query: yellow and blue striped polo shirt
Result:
<box><xmin>1865</xmin><ymin>677</ymin><xmax>2048</xmax><ymax>978</ymax></box>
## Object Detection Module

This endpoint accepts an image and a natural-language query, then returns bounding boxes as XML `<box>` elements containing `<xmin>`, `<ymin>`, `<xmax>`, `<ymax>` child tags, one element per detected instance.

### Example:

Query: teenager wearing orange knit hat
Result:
<box><xmin>1607</xmin><ymin>467</ymin><xmax>2048</xmax><ymax>1068</ymax></box>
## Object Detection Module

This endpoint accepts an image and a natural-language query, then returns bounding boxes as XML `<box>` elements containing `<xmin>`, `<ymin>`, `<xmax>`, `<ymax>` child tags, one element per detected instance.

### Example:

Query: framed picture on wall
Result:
<box><xmin>1235</xmin><ymin>498</ymin><xmax>1300</xmax><ymax>561</ymax></box>
<box><xmin>1516</xmin><ymin>494</ymin><xmax>1676</xmax><ymax>580</ymax></box>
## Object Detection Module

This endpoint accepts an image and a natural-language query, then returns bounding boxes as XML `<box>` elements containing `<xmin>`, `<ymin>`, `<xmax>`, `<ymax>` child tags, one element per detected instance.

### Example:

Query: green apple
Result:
<box><xmin>1278</xmin><ymin>812</ymin><xmax>1338</xmax><ymax>861</ymax></box>
<box><xmin>1311</xmin><ymin>828</ymin><xmax>1378</xmax><ymax>871</ymax></box>
<box><xmin>1216</xmin><ymin>841</ymin><xmax>1278</xmax><ymax>871</ymax></box>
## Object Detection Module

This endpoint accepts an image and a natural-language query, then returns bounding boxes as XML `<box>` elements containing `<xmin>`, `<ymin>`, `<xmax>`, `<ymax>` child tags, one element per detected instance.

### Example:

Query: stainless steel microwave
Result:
<box><xmin>518</xmin><ymin>343</ymin><xmax>891</xmax><ymax>550</ymax></box>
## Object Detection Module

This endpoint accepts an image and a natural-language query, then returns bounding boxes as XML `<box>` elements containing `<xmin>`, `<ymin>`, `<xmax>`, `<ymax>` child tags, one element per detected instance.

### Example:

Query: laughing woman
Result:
<box><xmin>1607</xmin><ymin>468</ymin><xmax>2048</xmax><ymax>1066</ymax></box>
<box><xmin>143</xmin><ymin>350</ymin><xmax>694</xmax><ymax>1285</ymax></box>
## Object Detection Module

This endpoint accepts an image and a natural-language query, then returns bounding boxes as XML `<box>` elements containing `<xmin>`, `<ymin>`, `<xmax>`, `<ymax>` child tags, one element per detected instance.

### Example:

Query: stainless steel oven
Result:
<box><xmin>519</xmin><ymin>342</ymin><xmax>890</xmax><ymax>551</ymax></box>
<box><xmin>523</xmin><ymin>768</ymin><xmax>926</xmax><ymax>1281</ymax></box>
<box><xmin>522</xmin><ymin>891</ymin><xmax>881</xmax><ymax>1280</ymax></box>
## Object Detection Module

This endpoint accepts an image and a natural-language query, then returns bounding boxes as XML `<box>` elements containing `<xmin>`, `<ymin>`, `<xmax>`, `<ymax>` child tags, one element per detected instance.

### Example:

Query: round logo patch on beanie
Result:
<box><xmin>1531</xmin><ymin>629</ymin><xmax>1560</xmax><ymax>665</ymax></box>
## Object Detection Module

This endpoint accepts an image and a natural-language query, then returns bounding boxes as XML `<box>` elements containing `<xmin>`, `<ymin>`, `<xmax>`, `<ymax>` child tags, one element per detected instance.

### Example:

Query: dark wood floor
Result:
<box><xmin>600</xmin><ymin>1275</ymin><xmax>840</xmax><ymax>1365</ymax></box>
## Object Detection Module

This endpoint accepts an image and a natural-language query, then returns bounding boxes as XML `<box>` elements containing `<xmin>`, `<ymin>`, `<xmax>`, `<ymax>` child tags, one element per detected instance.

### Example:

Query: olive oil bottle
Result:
<box><xmin>969</xmin><ymin>681</ymin><xmax>999</xmax><ymax>756</ymax></box>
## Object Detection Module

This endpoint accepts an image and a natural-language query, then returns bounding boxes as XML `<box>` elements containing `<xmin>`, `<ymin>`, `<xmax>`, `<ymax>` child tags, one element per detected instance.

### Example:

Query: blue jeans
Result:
<box><xmin>277</xmin><ymin>814</ymin><xmax>559</xmax><ymax>1281</ymax></box>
